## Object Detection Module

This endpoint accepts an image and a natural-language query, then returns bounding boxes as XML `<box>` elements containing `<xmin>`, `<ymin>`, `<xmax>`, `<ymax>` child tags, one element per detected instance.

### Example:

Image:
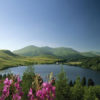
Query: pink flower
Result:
<box><xmin>0</xmin><ymin>75</ymin><xmax>56</xmax><ymax>100</ymax></box>
<box><xmin>14</xmin><ymin>82</ymin><xmax>20</xmax><ymax>89</ymax></box>
<box><xmin>28</xmin><ymin>88</ymin><xmax>33</xmax><ymax>96</ymax></box>
<box><xmin>42</xmin><ymin>82</ymin><xmax>48</xmax><ymax>88</ymax></box>
<box><xmin>13</xmin><ymin>93</ymin><xmax>21</xmax><ymax>100</ymax></box>
<box><xmin>28</xmin><ymin>88</ymin><xmax>34</xmax><ymax>100</ymax></box>
<box><xmin>4</xmin><ymin>78</ymin><xmax>12</xmax><ymax>85</ymax></box>
<box><xmin>35</xmin><ymin>82</ymin><xmax>56</xmax><ymax>100</ymax></box>
<box><xmin>17</xmin><ymin>76</ymin><xmax>21</xmax><ymax>83</ymax></box>
<box><xmin>13</xmin><ymin>76</ymin><xmax>23</xmax><ymax>100</ymax></box>
<box><xmin>0</xmin><ymin>95</ymin><xmax>5</xmax><ymax>100</ymax></box>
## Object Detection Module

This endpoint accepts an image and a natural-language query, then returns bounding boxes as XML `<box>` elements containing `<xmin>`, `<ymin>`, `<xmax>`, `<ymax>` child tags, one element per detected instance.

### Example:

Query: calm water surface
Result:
<box><xmin>0</xmin><ymin>64</ymin><xmax>100</xmax><ymax>85</ymax></box>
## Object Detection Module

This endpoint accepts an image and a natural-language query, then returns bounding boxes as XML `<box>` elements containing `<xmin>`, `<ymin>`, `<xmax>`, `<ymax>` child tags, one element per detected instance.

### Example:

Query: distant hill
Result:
<box><xmin>0</xmin><ymin>50</ymin><xmax>22</xmax><ymax>69</ymax></box>
<box><xmin>0</xmin><ymin>50</ymin><xmax>18</xmax><ymax>59</ymax></box>
<box><xmin>80</xmin><ymin>56</ymin><xmax>100</xmax><ymax>71</ymax></box>
<box><xmin>81</xmin><ymin>51</ymin><xmax>100</xmax><ymax>57</ymax></box>
<box><xmin>90</xmin><ymin>51</ymin><xmax>100</xmax><ymax>56</ymax></box>
<box><xmin>13</xmin><ymin>45</ymin><xmax>83</xmax><ymax>59</ymax></box>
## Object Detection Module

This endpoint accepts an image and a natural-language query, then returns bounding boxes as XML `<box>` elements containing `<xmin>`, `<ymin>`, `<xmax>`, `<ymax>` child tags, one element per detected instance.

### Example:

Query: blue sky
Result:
<box><xmin>0</xmin><ymin>0</ymin><xmax>100</xmax><ymax>51</ymax></box>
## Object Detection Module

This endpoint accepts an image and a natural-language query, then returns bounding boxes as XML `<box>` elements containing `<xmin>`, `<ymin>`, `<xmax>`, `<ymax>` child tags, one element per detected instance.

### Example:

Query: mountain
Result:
<box><xmin>13</xmin><ymin>45</ymin><xmax>53</xmax><ymax>57</ymax></box>
<box><xmin>81</xmin><ymin>51</ymin><xmax>100</xmax><ymax>57</ymax></box>
<box><xmin>13</xmin><ymin>45</ymin><xmax>83</xmax><ymax>60</ymax></box>
<box><xmin>81</xmin><ymin>52</ymin><xmax>98</xmax><ymax>57</ymax></box>
<box><xmin>90</xmin><ymin>51</ymin><xmax>100</xmax><ymax>56</ymax></box>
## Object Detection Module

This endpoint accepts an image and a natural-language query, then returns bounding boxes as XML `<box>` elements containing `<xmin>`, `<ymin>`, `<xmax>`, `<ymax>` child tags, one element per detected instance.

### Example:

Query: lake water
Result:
<box><xmin>0</xmin><ymin>64</ymin><xmax>100</xmax><ymax>85</ymax></box>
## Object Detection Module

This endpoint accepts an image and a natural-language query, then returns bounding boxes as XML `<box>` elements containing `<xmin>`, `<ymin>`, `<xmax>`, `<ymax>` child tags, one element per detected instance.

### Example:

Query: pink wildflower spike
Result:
<box><xmin>52</xmin><ymin>86</ymin><xmax>56</xmax><ymax>93</ymax></box>
<box><xmin>28</xmin><ymin>88</ymin><xmax>32</xmax><ymax>96</ymax></box>
<box><xmin>1</xmin><ymin>75</ymin><xmax>56</xmax><ymax>100</ymax></box>
<box><xmin>0</xmin><ymin>95</ymin><xmax>5</xmax><ymax>100</ymax></box>
<box><xmin>14</xmin><ymin>82</ymin><xmax>20</xmax><ymax>89</ymax></box>
<box><xmin>4</xmin><ymin>78</ymin><xmax>9</xmax><ymax>85</ymax></box>
<box><xmin>28</xmin><ymin>88</ymin><xmax>34</xmax><ymax>100</ymax></box>
<box><xmin>9</xmin><ymin>79</ymin><xmax>13</xmax><ymax>85</ymax></box>
<box><xmin>42</xmin><ymin>82</ymin><xmax>48</xmax><ymax>88</ymax></box>
<box><xmin>4</xmin><ymin>78</ymin><xmax>12</xmax><ymax>85</ymax></box>
<box><xmin>36</xmin><ymin>82</ymin><xmax>56</xmax><ymax>100</ymax></box>
<box><xmin>13</xmin><ymin>93</ymin><xmax>21</xmax><ymax>100</ymax></box>
<box><xmin>17</xmin><ymin>75</ymin><xmax>21</xmax><ymax>83</ymax></box>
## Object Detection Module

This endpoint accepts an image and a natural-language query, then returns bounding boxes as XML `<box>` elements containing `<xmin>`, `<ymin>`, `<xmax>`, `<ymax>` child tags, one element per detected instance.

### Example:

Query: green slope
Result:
<box><xmin>0</xmin><ymin>50</ymin><xmax>22</xmax><ymax>69</ymax></box>
<box><xmin>80</xmin><ymin>56</ymin><xmax>100</xmax><ymax>71</ymax></box>
<box><xmin>81</xmin><ymin>52</ymin><xmax>98</xmax><ymax>57</ymax></box>
<box><xmin>90</xmin><ymin>51</ymin><xmax>100</xmax><ymax>56</ymax></box>
<box><xmin>0</xmin><ymin>50</ymin><xmax>61</xmax><ymax>70</ymax></box>
<box><xmin>81</xmin><ymin>51</ymin><xmax>100</xmax><ymax>57</ymax></box>
<box><xmin>0</xmin><ymin>50</ymin><xmax>19</xmax><ymax>60</ymax></box>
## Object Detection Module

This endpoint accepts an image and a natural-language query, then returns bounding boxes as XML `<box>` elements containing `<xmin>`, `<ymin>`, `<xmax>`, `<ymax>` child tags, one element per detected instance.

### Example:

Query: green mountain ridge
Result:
<box><xmin>90</xmin><ymin>51</ymin><xmax>100</xmax><ymax>56</ymax></box>
<box><xmin>13</xmin><ymin>45</ymin><xmax>82</xmax><ymax>59</ymax></box>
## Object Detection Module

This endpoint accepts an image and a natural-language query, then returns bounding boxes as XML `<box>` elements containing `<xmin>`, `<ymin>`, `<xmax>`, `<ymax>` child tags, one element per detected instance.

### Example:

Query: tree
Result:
<box><xmin>81</xmin><ymin>77</ymin><xmax>86</xmax><ymax>86</ymax></box>
<box><xmin>83</xmin><ymin>87</ymin><xmax>97</xmax><ymax>100</ymax></box>
<box><xmin>88</xmin><ymin>78</ymin><xmax>95</xmax><ymax>86</ymax></box>
<box><xmin>22</xmin><ymin>66</ymin><xmax>35</xmax><ymax>99</ymax></box>
<box><xmin>55</xmin><ymin>66</ymin><xmax>70</xmax><ymax>100</ymax></box>
<box><xmin>70</xmin><ymin>77</ymin><xmax>84</xmax><ymax>100</ymax></box>
<box><xmin>69</xmin><ymin>80</ymin><xmax>73</xmax><ymax>87</ymax></box>
<box><xmin>0</xmin><ymin>75</ymin><xmax>2</xmax><ymax>80</ymax></box>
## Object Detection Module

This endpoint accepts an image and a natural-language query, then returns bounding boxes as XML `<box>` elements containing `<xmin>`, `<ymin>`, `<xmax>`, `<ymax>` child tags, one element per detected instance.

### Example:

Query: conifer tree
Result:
<box><xmin>88</xmin><ymin>78</ymin><xmax>95</xmax><ymax>86</ymax></box>
<box><xmin>55</xmin><ymin>67</ymin><xmax>70</xmax><ymax>100</ymax></box>
<box><xmin>81</xmin><ymin>77</ymin><xmax>86</xmax><ymax>86</ymax></box>
<box><xmin>70</xmin><ymin>77</ymin><xmax>84</xmax><ymax>100</ymax></box>
<box><xmin>69</xmin><ymin>80</ymin><xmax>73</xmax><ymax>87</ymax></box>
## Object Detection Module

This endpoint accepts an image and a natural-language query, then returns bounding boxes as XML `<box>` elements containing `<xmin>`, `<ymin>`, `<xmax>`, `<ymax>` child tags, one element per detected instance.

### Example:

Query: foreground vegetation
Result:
<box><xmin>0</xmin><ymin>67</ymin><xmax>100</xmax><ymax>100</ymax></box>
<box><xmin>0</xmin><ymin>68</ymin><xmax>55</xmax><ymax>100</ymax></box>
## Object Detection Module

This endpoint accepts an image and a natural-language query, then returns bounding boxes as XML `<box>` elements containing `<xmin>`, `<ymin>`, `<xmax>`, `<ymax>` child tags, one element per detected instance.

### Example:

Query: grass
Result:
<box><xmin>0</xmin><ymin>55</ymin><xmax>61</xmax><ymax>70</ymax></box>
<box><xmin>65</xmin><ymin>61</ymin><xmax>82</xmax><ymax>66</ymax></box>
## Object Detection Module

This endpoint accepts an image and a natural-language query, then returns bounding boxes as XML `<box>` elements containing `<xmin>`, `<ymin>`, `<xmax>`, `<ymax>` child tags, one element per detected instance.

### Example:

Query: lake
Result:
<box><xmin>0</xmin><ymin>64</ymin><xmax>100</xmax><ymax>85</ymax></box>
